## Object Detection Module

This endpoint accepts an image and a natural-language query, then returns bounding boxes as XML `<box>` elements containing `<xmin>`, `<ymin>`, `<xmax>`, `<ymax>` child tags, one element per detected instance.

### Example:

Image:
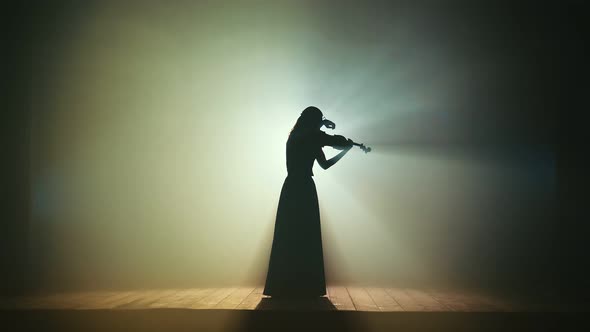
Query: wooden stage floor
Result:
<box><xmin>0</xmin><ymin>286</ymin><xmax>533</xmax><ymax>312</ymax></box>
<box><xmin>2</xmin><ymin>287</ymin><xmax>588</xmax><ymax>332</ymax></box>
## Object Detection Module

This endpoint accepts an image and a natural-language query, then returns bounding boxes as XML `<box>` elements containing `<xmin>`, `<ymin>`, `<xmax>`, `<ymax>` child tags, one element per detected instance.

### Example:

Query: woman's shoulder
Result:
<box><xmin>311</xmin><ymin>130</ymin><xmax>331</xmax><ymax>142</ymax></box>
<box><xmin>289</xmin><ymin>130</ymin><xmax>326</xmax><ymax>139</ymax></box>
<box><xmin>307</xmin><ymin>130</ymin><xmax>334</xmax><ymax>147</ymax></box>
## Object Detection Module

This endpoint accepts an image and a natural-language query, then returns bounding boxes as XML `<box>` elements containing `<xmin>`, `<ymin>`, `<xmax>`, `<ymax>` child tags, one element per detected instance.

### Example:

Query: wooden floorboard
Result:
<box><xmin>236</xmin><ymin>287</ymin><xmax>265</xmax><ymax>310</ymax></box>
<box><xmin>77</xmin><ymin>291</ymin><xmax>135</xmax><ymax>309</ymax></box>
<box><xmin>190</xmin><ymin>288</ymin><xmax>237</xmax><ymax>309</ymax></box>
<box><xmin>347</xmin><ymin>287</ymin><xmax>379</xmax><ymax>311</ymax></box>
<box><xmin>326</xmin><ymin>286</ymin><xmax>355</xmax><ymax>311</ymax></box>
<box><xmin>174</xmin><ymin>288</ymin><xmax>217</xmax><ymax>308</ymax></box>
<box><xmin>148</xmin><ymin>289</ymin><xmax>194</xmax><ymax>308</ymax></box>
<box><xmin>386</xmin><ymin>288</ymin><xmax>429</xmax><ymax>311</ymax></box>
<box><xmin>366</xmin><ymin>287</ymin><xmax>403</xmax><ymax>311</ymax></box>
<box><xmin>405</xmin><ymin>289</ymin><xmax>450</xmax><ymax>311</ymax></box>
<box><xmin>428</xmin><ymin>289</ymin><xmax>507</xmax><ymax>312</ymax></box>
<box><xmin>73</xmin><ymin>291</ymin><xmax>121</xmax><ymax>309</ymax></box>
<box><xmin>117</xmin><ymin>289</ymin><xmax>179</xmax><ymax>309</ymax></box>
<box><xmin>215</xmin><ymin>287</ymin><xmax>255</xmax><ymax>309</ymax></box>
<box><xmin>103</xmin><ymin>291</ymin><xmax>148</xmax><ymax>308</ymax></box>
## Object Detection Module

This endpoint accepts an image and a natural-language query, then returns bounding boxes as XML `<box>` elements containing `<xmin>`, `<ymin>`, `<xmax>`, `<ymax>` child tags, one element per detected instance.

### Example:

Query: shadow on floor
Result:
<box><xmin>2</xmin><ymin>310</ymin><xmax>589</xmax><ymax>332</ymax></box>
<box><xmin>236</xmin><ymin>296</ymin><xmax>360</xmax><ymax>332</ymax></box>
<box><xmin>255</xmin><ymin>296</ymin><xmax>338</xmax><ymax>311</ymax></box>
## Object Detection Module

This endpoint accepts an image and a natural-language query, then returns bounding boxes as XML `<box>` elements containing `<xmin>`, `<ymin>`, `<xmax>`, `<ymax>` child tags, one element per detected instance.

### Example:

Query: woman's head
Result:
<box><xmin>291</xmin><ymin>106</ymin><xmax>323</xmax><ymax>134</ymax></box>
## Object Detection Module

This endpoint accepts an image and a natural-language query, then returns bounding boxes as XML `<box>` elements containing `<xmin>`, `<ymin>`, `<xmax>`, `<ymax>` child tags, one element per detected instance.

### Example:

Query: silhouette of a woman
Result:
<box><xmin>263</xmin><ymin>106</ymin><xmax>354</xmax><ymax>298</ymax></box>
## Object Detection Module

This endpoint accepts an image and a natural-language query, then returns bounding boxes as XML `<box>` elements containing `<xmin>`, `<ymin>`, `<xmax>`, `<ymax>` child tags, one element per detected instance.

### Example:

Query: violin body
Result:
<box><xmin>332</xmin><ymin>135</ymin><xmax>372</xmax><ymax>153</ymax></box>
<box><xmin>331</xmin><ymin>135</ymin><xmax>351</xmax><ymax>150</ymax></box>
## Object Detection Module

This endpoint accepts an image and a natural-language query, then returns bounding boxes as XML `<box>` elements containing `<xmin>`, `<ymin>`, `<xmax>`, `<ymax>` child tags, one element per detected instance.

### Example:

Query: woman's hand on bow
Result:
<box><xmin>322</xmin><ymin>119</ymin><xmax>336</xmax><ymax>129</ymax></box>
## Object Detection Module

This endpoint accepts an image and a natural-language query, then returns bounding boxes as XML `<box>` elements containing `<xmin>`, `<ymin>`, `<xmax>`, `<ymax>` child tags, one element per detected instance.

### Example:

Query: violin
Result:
<box><xmin>332</xmin><ymin>135</ymin><xmax>372</xmax><ymax>153</ymax></box>
<box><xmin>324</xmin><ymin>121</ymin><xmax>371</xmax><ymax>153</ymax></box>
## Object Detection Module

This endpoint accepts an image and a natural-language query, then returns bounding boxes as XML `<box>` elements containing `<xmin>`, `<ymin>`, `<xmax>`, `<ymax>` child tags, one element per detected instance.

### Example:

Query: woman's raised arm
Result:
<box><xmin>316</xmin><ymin>140</ymin><xmax>353</xmax><ymax>170</ymax></box>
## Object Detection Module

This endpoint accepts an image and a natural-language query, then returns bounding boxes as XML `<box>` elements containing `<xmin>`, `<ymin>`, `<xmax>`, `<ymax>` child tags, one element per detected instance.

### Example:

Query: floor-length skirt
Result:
<box><xmin>263</xmin><ymin>174</ymin><xmax>326</xmax><ymax>297</ymax></box>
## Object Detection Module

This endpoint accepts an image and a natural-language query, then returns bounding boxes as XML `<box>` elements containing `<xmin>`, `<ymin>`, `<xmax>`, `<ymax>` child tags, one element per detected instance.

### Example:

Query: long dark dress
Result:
<box><xmin>263</xmin><ymin>130</ymin><xmax>348</xmax><ymax>297</ymax></box>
